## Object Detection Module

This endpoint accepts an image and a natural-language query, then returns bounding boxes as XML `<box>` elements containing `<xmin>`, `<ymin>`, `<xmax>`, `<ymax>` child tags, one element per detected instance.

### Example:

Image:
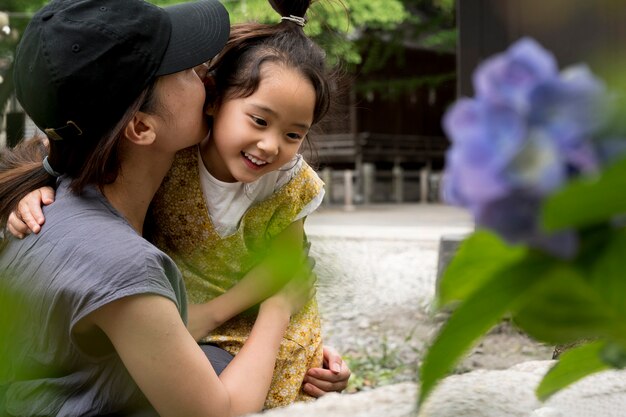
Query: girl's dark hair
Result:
<box><xmin>0</xmin><ymin>83</ymin><xmax>158</xmax><ymax>227</ymax></box>
<box><xmin>207</xmin><ymin>0</ymin><xmax>336</xmax><ymax>127</ymax></box>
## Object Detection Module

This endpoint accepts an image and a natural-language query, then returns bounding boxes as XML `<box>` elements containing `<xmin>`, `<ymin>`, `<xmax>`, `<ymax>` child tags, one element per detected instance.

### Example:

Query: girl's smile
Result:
<box><xmin>242</xmin><ymin>151</ymin><xmax>270</xmax><ymax>168</ymax></box>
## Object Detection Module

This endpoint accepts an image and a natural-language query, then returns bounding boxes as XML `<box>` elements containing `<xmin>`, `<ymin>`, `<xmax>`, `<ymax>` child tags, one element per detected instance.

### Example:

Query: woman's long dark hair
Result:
<box><xmin>0</xmin><ymin>83</ymin><xmax>158</xmax><ymax>228</ymax></box>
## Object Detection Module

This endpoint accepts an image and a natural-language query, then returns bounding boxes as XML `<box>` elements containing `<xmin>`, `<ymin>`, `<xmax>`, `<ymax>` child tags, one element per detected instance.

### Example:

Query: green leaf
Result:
<box><xmin>438</xmin><ymin>230</ymin><xmax>526</xmax><ymax>307</ymax></box>
<box><xmin>419</xmin><ymin>255</ymin><xmax>550</xmax><ymax>404</ymax></box>
<box><xmin>589</xmin><ymin>228</ymin><xmax>626</xmax><ymax>319</ymax></box>
<box><xmin>542</xmin><ymin>156</ymin><xmax>626</xmax><ymax>231</ymax></box>
<box><xmin>513</xmin><ymin>265</ymin><xmax>621</xmax><ymax>344</ymax></box>
<box><xmin>601</xmin><ymin>341</ymin><xmax>626</xmax><ymax>368</ymax></box>
<box><xmin>537</xmin><ymin>340</ymin><xmax>610</xmax><ymax>401</ymax></box>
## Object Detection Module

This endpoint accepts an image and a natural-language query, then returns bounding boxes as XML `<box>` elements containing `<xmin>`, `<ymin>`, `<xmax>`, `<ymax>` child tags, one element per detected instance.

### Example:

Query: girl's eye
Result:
<box><xmin>287</xmin><ymin>133</ymin><xmax>303</xmax><ymax>140</ymax></box>
<box><xmin>251</xmin><ymin>116</ymin><xmax>267</xmax><ymax>126</ymax></box>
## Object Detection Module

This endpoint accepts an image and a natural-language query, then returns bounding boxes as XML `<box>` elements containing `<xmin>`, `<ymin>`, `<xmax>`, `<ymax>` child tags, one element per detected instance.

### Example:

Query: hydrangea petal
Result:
<box><xmin>506</xmin><ymin>129</ymin><xmax>566</xmax><ymax>194</ymax></box>
<box><xmin>475</xmin><ymin>193</ymin><xmax>579</xmax><ymax>258</ymax></box>
<box><xmin>529</xmin><ymin>65</ymin><xmax>608</xmax><ymax>151</ymax></box>
<box><xmin>443</xmin><ymin>99</ymin><xmax>527</xmax><ymax>204</ymax></box>
<box><xmin>473</xmin><ymin>37</ymin><xmax>558</xmax><ymax>111</ymax></box>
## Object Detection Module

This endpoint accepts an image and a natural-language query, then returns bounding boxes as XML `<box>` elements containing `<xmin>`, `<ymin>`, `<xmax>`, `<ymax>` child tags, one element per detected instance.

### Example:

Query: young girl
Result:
<box><xmin>8</xmin><ymin>0</ymin><xmax>349</xmax><ymax>409</ymax></box>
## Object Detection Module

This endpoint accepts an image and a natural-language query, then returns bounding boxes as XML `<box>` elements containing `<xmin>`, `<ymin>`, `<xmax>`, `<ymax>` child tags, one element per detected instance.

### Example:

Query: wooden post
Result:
<box><xmin>321</xmin><ymin>167</ymin><xmax>333</xmax><ymax>206</ymax></box>
<box><xmin>350</xmin><ymin>89</ymin><xmax>363</xmax><ymax>204</ymax></box>
<box><xmin>362</xmin><ymin>162</ymin><xmax>375</xmax><ymax>204</ymax></box>
<box><xmin>392</xmin><ymin>163</ymin><xmax>404</xmax><ymax>203</ymax></box>
<box><xmin>420</xmin><ymin>165</ymin><xmax>431</xmax><ymax>204</ymax></box>
<box><xmin>343</xmin><ymin>169</ymin><xmax>355</xmax><ymax>211</ymax></box>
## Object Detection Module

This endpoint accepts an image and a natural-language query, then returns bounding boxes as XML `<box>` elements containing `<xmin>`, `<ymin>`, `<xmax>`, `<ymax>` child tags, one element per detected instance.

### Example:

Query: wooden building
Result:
<box><xmin>307</xmin><ymin>44</ymin><xmax>456</xmax><ymax>204</ymax></box>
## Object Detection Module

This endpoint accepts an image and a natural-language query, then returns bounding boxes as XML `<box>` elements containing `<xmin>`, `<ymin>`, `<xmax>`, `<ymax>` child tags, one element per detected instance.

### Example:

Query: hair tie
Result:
<box><xmin>42</xmin><ymin>156</ymin><xmax>61</xmax><ymax>177</ymax></box>
<box><xmin>280</xmin><ymin>15</ymin><xmax>306</xmax><ymax>27</ymax></box>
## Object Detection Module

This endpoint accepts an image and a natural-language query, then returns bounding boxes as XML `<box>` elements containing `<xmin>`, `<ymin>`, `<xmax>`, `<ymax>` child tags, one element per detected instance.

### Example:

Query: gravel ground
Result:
<box><xmin>244</xmin><ymin>203</ymin><xmax>569</xmax><ymax>416</ymax></box>
<box><xmin>305</xmin><ymin>204</ymin><xmax>553</xmax><ymax>385</ymax></box>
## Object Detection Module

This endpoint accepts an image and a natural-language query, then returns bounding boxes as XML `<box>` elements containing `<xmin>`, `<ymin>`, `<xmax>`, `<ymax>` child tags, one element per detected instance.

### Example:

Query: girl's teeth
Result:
<box><xmin>244</xmin><ymin>152</ymin><xmax>267</xmax><ymax>166</ymax></box>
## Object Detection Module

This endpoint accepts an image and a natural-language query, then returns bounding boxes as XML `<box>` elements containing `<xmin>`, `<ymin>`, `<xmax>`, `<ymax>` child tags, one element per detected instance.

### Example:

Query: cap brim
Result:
<box><xmin>156</xmin><ymin>0</ymin><xmax>230</xmax><ymax>76</ymax></box>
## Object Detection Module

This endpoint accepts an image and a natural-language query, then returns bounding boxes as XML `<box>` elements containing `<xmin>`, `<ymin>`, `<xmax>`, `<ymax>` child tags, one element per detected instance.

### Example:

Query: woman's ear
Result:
<box><xmin>124</xmin><ymin>112</ymin><xmax>156</xmax><ymax>146</ymax></box>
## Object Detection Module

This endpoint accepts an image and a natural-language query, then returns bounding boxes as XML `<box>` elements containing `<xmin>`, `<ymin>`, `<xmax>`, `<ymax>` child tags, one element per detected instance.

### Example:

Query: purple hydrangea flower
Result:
<box><xmin>442</xmin><ymin>37</ymin><xmax>612</xmax><ymax>258</ymax></box>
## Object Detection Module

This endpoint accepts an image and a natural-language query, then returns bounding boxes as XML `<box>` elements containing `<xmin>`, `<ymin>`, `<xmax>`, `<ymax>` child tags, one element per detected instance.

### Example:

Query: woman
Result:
<box><xmin>0</xmin><ymin>1</ymin><xmax>317</xmax><ymax>416</ymax></box>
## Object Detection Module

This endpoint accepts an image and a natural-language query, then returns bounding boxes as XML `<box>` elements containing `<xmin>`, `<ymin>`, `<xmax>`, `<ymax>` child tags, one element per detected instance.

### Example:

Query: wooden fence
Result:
<box><xmin>303</xmin><ymin>132</ymin><xmax>448</xmax><ymax>207</ymax></box>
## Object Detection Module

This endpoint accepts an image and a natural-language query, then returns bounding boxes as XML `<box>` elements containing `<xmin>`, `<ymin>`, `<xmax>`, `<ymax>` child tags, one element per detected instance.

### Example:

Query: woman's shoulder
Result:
<box><xmin>42</xmin><ymin>184</ymin><xmax>179</xmax><ymax>282</ymax></box>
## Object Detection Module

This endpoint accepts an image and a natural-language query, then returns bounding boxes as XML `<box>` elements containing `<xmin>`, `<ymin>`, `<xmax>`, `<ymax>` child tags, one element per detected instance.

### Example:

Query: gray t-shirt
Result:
<box><xmin>0</xmin><ymin>179</ymin><xmax>187</xmax><ymax>416</ymax></box>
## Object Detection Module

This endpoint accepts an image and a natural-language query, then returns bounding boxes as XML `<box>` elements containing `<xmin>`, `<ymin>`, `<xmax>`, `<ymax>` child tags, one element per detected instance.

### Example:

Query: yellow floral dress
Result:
<box><xmin>150</xmin><ymin>146</ymin><xmax>324</xmax><ymax>409</ymax></box>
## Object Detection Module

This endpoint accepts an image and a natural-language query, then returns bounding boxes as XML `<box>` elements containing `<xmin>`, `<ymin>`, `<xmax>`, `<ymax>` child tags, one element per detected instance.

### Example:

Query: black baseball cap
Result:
<box><xmin>14</xmin><ymin>0</ymin><xmax>230</xmax><ymax>142</ymax></box>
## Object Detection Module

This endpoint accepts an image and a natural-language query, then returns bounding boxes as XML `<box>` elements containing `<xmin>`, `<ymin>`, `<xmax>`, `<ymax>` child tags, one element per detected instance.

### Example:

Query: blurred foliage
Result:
<box><xmin>420</xmin><ymin>157</ymin><xmax>626</xmax><ymax>404</ymax></box>
<box><xmin>1</xmin><ymin>0</ymin><xmax>456</xmax><ymax>112</ymax></box>
<box><xmin>151</xmin><ymin>0</ymin><xmax>456</xmax><ymax>67</ymax></box>
<box><xmin>0</xmin><ymin>277</ymin><xmax>43</xmax><ymax>416</ymax></box>
<box><xmin>0</xmin><ymin>1</ymin><xmax>43</xmax><ymax>57</ymax></box>
<box><xmin>345</xmin><ymin>332</ymin><xmax>419</xmax><ymax>393</ymax></box>
<box><xmin>217</xmin><ymin>0</ymin><xmax>456</xmax><ymax>71</ymax></box>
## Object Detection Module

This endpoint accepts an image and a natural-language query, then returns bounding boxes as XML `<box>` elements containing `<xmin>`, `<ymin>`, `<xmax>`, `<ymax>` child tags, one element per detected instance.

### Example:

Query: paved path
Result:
<box><xmin>305</xmin><ymin>203</ymin><xmax>474</xmax><ymax>241</ymax></box>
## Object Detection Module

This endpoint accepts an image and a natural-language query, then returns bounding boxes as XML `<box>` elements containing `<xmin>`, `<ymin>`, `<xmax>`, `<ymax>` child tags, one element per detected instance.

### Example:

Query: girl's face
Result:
<box><xmin>203</xmin><ymin>62</ymin><xmax>316</xmax><ymax>183</ymax></box>
<box><xmin>153</xmin><ymin>68</ymin><xmax>209</xmax><ymax>152</ymax></box>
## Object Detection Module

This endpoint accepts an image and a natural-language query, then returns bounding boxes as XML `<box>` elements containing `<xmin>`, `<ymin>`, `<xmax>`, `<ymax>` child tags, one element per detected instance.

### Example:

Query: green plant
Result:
<box><xmin>346</xmin><ymin>328</ymin><xmax>422</xmax><ymax>392</ymax></box>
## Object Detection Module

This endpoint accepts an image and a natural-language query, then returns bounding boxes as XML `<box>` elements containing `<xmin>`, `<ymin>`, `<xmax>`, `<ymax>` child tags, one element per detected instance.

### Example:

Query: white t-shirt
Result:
<box><xmin>197</xmin><ymin>149</ymin><xmax>325</xmax><ymax>237</ymax></box>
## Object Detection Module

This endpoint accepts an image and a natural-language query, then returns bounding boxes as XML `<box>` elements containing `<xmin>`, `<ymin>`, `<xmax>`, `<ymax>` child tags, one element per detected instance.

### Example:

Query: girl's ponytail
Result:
<box><xmin>269</xmin><ymin>0</ymin><xmax>311</xmax><ymax>24</ymax></box>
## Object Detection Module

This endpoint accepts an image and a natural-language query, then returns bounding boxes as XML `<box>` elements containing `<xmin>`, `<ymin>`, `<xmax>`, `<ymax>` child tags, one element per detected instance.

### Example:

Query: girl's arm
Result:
<box><xmin>187</xmin><ymin>219</ymin><xmax>307</xmax><ymax>340</ymax></box>
<box><xmin>85</xmin><ymin>270</ymin><xmax>313</xmax><ymax>417</ymax></box>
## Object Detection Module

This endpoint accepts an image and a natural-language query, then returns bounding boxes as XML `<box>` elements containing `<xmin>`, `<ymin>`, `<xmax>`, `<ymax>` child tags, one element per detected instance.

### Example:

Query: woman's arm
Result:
<box><xmin>87</xmin><ymin>295</ymin><xmax>232</xmax><ymax>417</ymax></box>
<box><xmin>187</xmin><ymin>219</ymin><xmax>306</xmax><ymax>340</ymax></box>
<box><xmin>87</xmin><ymin>274</ymin><xmax>312</xmax><ymax>417</ymax></box>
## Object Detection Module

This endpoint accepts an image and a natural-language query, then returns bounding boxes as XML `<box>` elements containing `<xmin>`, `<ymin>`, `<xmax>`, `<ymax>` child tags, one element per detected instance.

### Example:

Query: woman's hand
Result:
<box><xmin>7</xmin><ymin>186</ymin><xmax>55</xmax><ymax>238</ymax></box>
<box><xmin>303</xmin><ymin>346</ymin><xmax>351</xmax><ymax>397</ymax></box>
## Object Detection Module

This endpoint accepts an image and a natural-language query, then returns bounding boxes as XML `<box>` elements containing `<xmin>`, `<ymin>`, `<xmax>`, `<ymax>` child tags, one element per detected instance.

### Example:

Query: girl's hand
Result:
<box><xmin>302</xmin><ymin>346</ymin><xmax>351</xmax><ymax>397</ymax></box>
<box><xmin>7</xmin><ymin>187</ymin><xmax>55</xmax><ymax>238</ymax></box>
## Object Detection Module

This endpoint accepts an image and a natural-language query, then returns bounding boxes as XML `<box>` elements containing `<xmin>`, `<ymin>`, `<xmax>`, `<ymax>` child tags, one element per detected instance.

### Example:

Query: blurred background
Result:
<box><xmin>2</xmin><ymin>0</ymin><xmax>625</xmax><ymax>206</ymax></box>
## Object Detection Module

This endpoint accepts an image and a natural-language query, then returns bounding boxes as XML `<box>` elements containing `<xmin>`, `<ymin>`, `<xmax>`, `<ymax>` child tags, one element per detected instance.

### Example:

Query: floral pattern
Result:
<box><xmin>150</xmin><ymin>146</ymin><xmax>324</xmax><ymax>408</ymax></box>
